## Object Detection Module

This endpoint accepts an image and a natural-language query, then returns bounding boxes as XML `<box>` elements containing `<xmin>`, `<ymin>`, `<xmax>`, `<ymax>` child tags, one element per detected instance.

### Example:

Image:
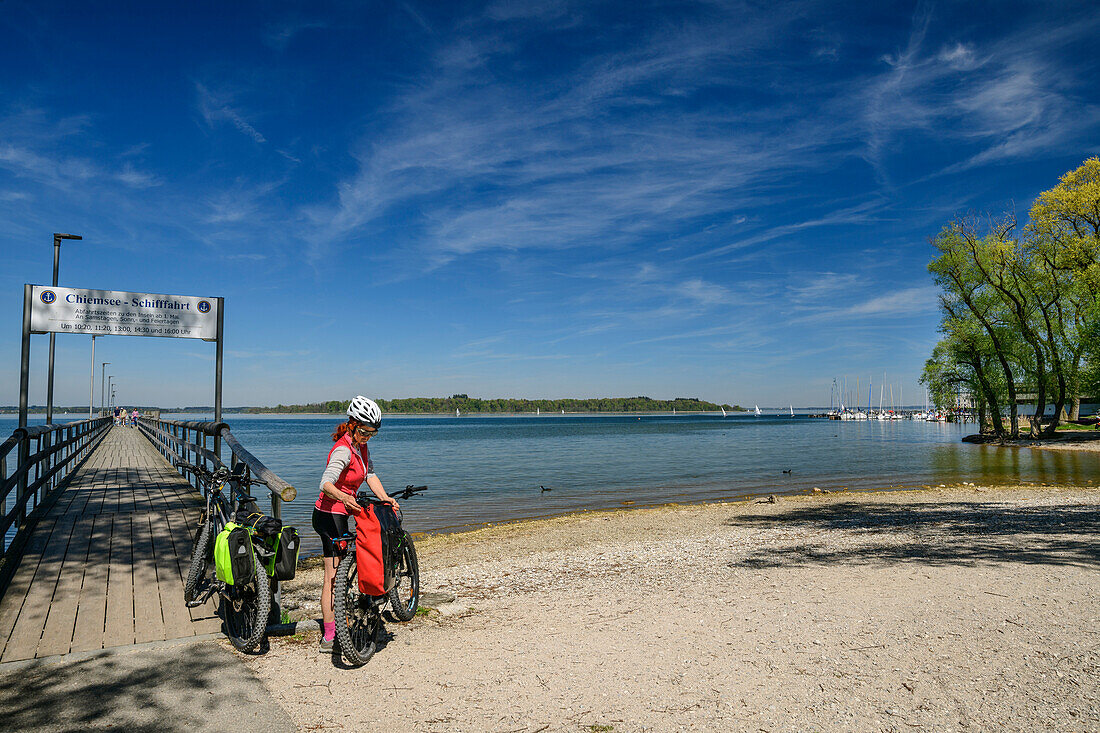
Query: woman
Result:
<box><xmin>313</xmin><ymin>396</ymin><xmax>398</xmax><ymax>652</ymax></box>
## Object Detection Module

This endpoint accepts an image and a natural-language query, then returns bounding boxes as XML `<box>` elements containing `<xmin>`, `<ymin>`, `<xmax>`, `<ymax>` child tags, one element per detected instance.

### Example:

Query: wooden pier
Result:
<box><xmin>0</xmin><ymin>426</ymin><xmax>219</xmax><ymax>663</ymax></box>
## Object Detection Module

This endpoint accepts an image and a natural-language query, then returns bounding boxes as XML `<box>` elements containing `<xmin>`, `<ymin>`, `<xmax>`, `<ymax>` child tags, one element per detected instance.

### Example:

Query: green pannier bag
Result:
<box><xmin>214</xmin><ymin>522</ymin><xmax>255</xmax><ymax>586</ymax></box>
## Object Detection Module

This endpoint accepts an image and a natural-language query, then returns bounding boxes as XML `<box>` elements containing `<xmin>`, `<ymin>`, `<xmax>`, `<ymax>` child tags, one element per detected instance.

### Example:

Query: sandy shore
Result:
<box><xmin>242</xmin><ymin>484</ymin><xmax>1100</xmax><ymax>732</ymax></box>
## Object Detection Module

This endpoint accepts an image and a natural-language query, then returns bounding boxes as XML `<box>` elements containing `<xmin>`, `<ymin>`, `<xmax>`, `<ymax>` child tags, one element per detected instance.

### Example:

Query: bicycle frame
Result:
<box><xmin>185</xmin><ymin>464</ymin><xmax>260</xmax><ymax>601</ymax></box>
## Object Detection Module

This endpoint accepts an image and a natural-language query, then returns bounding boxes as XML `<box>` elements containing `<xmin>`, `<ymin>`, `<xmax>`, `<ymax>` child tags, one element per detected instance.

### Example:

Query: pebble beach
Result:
<box><xmin>243</xmin><ymin>479</ymin><xmax>1100</xmax><ymax>732</ymax></box>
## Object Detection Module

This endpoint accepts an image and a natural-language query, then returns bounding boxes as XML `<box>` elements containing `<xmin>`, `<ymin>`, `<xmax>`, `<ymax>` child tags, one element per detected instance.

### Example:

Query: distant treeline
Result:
<box><xmin>241</xmin><ymin>396</ymin><xmax>740</xmax><ymax>414</ymax></box>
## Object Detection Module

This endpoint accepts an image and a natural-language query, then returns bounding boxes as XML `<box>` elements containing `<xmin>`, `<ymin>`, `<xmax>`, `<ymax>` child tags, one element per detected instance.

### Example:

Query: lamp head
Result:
<box><xmin>53</xmin><ymin>233</ymin><xmax>82</xmax><ymax>241</ymax></box>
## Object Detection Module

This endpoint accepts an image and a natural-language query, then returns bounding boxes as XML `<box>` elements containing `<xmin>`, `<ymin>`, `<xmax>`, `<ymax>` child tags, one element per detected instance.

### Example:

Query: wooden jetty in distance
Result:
<box><xmin>0</xmin><ymin>416</ymin><xmax>295</xmax><ymax>664</ymax></box>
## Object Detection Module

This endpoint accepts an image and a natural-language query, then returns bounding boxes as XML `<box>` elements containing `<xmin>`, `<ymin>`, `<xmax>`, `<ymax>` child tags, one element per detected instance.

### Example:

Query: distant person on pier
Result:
<box><xmin>113</xmin><ymin>406</ymin><xmax>120</xmax><ymax>426</ymax></box>
<box><xmin>312</xmin><ymin>395</ymin><xmax>398</xmax><ymax>653</ymax></box>
<box><xmin>131</xmin><ymin>409</ymin><xmax>139</xmax><ymax>427</ymax></box>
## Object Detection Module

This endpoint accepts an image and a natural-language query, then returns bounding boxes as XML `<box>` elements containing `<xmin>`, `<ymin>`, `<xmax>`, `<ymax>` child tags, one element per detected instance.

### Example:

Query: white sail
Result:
<box><xmin>455</xmin><ymin>408</ymin><xmax>460</xmax><ymax>417</ymax></box>
<box><xmin>754</xmin><ymin>405</ymin><xmax>762</xmax><ymax>416</ymax></box>
<box><xmin>720</xmin><ymin>407</ymin><xmax>726</xmax><ymax>417</ymax></box>
<box><xmin>789</xmin><ymin>405</ymin><xmax>794</xmax><ymax>417</ymax></box>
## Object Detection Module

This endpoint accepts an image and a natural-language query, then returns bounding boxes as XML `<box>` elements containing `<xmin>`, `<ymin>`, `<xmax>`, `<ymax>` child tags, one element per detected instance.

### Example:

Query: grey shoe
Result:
<box><xmin>319</xmin><ymin>636</ymin><xmax>334</xmax><ymax>653</ymax></box>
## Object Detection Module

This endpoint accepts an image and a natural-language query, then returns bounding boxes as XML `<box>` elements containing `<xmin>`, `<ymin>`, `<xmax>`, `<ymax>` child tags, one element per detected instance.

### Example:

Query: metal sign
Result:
<box><xmin>29</xmin><ymin>286</ymin><xmax>219</xmax><ymax>341</ymax></box>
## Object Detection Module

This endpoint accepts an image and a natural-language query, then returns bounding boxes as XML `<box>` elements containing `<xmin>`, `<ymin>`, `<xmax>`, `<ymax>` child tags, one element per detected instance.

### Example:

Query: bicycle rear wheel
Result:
<box><xmin>184</xmin><ymin>519</ymin><xmax>214</xmax><ymax>605</ymax></box>
<box><xmin>388</xmin><ymin>532</ymin><xmax>420</xmax><ymax>621</ymax></box>
<box><xmin>222</xmin><ymin>551</ymin><xmax>270</xmax><ymax>653</ymax></box>
<box><xmin>334</xmin><ymin>549</ymin><xmax>381</xmax><ymax>666</ymax></box>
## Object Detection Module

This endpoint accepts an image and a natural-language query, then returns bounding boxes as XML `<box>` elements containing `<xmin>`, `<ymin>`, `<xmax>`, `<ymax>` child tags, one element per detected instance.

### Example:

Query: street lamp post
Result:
<box><xmin>101</xmin><ymin>362</ymin><xmax>110</xmax><ymax>414</ymax></box>
<box><xmin>46</xmin><ymin>232</ymin><xmax>82</xmax><ymax>425</ymax></box>
<box><xmin>107</xmin><ymin>376</ymin><xmax>113</xmax><ymax>415</ymax></box>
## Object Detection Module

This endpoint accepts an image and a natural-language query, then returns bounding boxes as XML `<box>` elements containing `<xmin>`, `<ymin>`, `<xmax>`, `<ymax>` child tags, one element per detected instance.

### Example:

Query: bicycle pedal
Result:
<box><xmin>187</xmin><ymin>586</ymin><xmax>219</xmax><ymax>607</ymax></box>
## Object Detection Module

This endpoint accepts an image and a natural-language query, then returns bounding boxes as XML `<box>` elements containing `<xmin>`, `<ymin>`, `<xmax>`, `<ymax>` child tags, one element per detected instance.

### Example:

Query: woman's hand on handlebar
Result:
<box><xmin>341</xmin><ymin>495</ymin><xmax>363</xmax><ymax>514</ymax></box>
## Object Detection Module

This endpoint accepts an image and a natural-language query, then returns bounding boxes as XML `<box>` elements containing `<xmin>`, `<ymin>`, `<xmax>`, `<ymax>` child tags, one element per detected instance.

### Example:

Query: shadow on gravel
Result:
<box><xmin>728</xmin><ymin>500</ymin><xmax>1100</xmax><ymax>570</ymax></box>
<box><xmin>0</xmin><ymin>642</ymin><xmax>294</xmax><ymax>733</ymax></box>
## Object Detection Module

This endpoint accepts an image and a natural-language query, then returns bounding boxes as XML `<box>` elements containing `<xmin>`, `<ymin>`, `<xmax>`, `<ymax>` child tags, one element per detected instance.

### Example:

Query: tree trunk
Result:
<box><xmin>1070</xmin><ymin>396</ymin><xmax>1081</xmax><ymax>421</ymax></box>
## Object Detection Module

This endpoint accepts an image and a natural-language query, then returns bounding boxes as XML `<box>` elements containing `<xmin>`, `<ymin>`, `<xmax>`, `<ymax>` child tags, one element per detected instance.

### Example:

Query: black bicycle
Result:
<box><xmin>333</xmin><ymin>484</ymin><xmax>426</xmax><ymax>666</ymax></box>
<box><xmin>178</xmin><ymin>460</ymin><xmax>271</xmax><ymax>653</ymax></box>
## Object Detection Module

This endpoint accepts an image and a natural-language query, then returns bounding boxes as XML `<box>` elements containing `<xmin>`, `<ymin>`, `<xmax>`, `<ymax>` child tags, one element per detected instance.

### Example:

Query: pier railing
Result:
<box><xmin>0</xmin><ymin>417</ymin><xmax>112</xmax><ymax>587</ymax></box>
<box><xmin>136</xmin><ymin>417</ymin><xmax>297</xmax><ymax>520</ymax></box>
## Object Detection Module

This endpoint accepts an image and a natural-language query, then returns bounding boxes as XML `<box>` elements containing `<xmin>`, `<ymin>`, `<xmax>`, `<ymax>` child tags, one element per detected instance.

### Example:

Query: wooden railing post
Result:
<box><xmin>16</xmin><ymin>433</ymin><xmax>28</xmax><ymax>525</ymax></box>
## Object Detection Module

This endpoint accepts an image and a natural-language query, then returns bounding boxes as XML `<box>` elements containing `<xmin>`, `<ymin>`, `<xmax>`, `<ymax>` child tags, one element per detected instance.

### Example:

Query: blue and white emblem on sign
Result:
<box><xmin>40</xmin><ymin>290</ymin><xmax>56</xmax><ymax>304</ymax></box>
<box><xmin>198</xmin><ymin>300</ymin><xmax>211</xmax><ymax>314</ymax></box>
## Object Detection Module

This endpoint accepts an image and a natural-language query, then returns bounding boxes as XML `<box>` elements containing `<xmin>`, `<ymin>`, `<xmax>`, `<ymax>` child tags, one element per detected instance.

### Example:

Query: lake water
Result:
<box><xmin>4</xmin><ymin>413</ymin><xmax>1098</xmax><ymax>555</ymax></box>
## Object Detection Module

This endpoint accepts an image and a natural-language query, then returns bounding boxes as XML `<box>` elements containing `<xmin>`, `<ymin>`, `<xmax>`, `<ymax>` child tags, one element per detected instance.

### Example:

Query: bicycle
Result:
<box><xmin>178</xmin><ymin>460</ymin><xmax>271</xmax><ymax>653</ymax></box>
<box><xmin>333</xmin><ymin>484</ymin><xmax>426</xmax><ymax>665</ymax></box>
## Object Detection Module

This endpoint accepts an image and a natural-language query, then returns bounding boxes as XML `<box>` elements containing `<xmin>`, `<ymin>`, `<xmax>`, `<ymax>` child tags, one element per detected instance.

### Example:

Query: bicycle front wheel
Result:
<box><xmin>334</xmin><ymin>549</ymin><xmax>381</xmax><ymax>666</ymax></box>
<box><xmin>222</xmin><ymin>553</ymin><xmax>271</xmax><ymax>653</ymax></box>
<box><xmin>388</xmin><ymin>532</ymin><xmax>420</xmax><ymax>621</ymax></box>
<box><xmin>184</xmin><ymin>520</ymin><xmax>214</xmax><ymax>605</ymax></box>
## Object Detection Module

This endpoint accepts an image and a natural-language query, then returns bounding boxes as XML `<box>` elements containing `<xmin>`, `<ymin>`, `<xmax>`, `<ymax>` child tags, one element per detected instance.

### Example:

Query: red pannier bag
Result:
<box><xmin>355</xmin><ymin>504</ymin><xmax>385</xmax><ymax>595</ymax></box>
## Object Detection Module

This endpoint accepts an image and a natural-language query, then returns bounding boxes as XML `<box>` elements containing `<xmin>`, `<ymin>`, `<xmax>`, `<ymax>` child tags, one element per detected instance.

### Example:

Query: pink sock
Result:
<box><xmin>323</xmin><ymin>622</ymin><xmax>335</xmax><ymax>641</ymax></box>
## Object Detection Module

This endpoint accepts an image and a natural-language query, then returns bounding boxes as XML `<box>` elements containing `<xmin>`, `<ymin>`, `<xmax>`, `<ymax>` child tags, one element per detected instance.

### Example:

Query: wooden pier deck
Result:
<box><xmin>0</xmin><ymin>426</ymin><xmax>220</xmax><ymax>663</ymax></box>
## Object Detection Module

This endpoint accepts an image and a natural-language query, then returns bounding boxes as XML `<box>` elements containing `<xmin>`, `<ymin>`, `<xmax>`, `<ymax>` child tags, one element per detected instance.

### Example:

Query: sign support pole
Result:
<box><xmin>213</xmin><ymin>297</ymin><xmax>224</xmax><ymax>460</ymax></box>
<box><xmin>89</xmin><ymin>335</ymin><xmax>95</xmax><ymax>419</ymax></box>
<box><xmin>19</xmin><ymin>285</ymin><xmax>32</xmax><ymax>429</ymax></box>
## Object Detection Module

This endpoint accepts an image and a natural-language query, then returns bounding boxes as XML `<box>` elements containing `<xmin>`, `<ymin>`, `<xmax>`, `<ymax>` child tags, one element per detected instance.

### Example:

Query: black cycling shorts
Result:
<box><xmin>312</xmin><ymin>508</ymin><xmax>351</xmax><ymax>557</ymax></box>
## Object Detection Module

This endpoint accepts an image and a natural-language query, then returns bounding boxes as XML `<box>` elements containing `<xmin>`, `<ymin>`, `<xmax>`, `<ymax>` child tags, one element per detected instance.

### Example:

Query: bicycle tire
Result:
<box><xmin>184</xmin><ymin>520</ymin><xmax>214</xmax><ymax>604</ymax></box>
<box><xmin>388</xmin><ymin>532</ymin><xmax>420</xmax><ymax>621</ymax></box>
<box><xmin>222</xmin><ymin>549</ymin><xmax>271</xmax><ymax>653</ymax></box>
<box><xmin>334</xmin><ymin>549</ymin><xmax>381</xmax><ymax>666</ymax></box>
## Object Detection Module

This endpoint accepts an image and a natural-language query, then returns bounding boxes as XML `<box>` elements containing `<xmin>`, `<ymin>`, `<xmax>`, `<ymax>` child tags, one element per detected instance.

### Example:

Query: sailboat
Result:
<box><xmin>754</xmin><ymin>405</ymin><xmax>762</xmax><ymax>417</ymax></box>
<box><xmin>537</xmin><ymin>407</ymin><xmax>540</xmax><ymax>415</ymax></box>
<box><xmin>720</xmin><ymin>406</ymin><xmax>726</xmax><ymax>417</ymax></box>
<box><xmin>789</xmin><ymin>405</ymin><xmax>794</xmax><ymax>417</ymax></box>
<box><xmin>455</xmin><ymin>408</ymin><xmax>460</xmax><ymax>417</ymax></box>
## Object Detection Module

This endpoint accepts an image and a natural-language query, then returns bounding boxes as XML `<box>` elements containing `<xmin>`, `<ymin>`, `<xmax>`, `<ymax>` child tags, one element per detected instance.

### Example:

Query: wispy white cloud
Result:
<box><xmin>0</xmin><ymin>108</ymin><xmax>160</xmax><ymax>191</ymax></box>
<box><xmin>685</xmin><ymin>199</ymin><xmax>889</xmax><ymax>262</ymax></box>
<box><xmin>855</xmin><ymin>9</ymin><xmax>1100</xmax><ymax>181</ymax></box>
<box><xmin>263</xmin><ymin>16</ymin><xmax>328</xmax><ymax>49</ymax></box>
<box><xmin>792</xmin><ymin>285</ymin><xmax>940</xmax><ymax>323</ymax></box>
<box><xmin>788</xmin><ymin>273</ymin><xmax>865</xmax><ymax>304</ymax></box>
<box><xmin>195</xmin><ymin>83</ymin><xmax>266</xmax><ymax>144</ymax></box>
<box><xmin>303</xmin><ymin>7</ymin><xmax>845</xmax><ymax>270</ymax></box>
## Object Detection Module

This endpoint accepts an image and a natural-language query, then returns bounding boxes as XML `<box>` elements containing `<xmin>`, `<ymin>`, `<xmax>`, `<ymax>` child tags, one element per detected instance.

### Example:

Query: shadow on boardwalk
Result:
<box><xmin>728</xmin><ymin>499</ymin><xmax>1100</xmax><ymax>570</ymax></box>
<box><xmin>0</xmin><ymin>641</ymin><xmax>294</xmax><ymax>733</ymax></box>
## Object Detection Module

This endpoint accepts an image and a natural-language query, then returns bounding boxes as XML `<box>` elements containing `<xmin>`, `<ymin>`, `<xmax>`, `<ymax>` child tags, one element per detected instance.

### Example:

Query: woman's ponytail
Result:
<box><xmin>332</xmin><ymin>419</ymin><xmax>361</xmax><ymax>442</ymax></box>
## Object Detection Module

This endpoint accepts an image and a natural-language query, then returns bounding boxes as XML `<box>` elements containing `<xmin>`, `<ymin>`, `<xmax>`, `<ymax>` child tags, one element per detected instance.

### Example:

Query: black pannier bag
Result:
<box><xmin>265</xmin><ymin>526</ymin><xmax>300</xmax><ymax>581</ymax></box>
<box><xmin>238</xmin><ymin>512</ymin><xmax>299</xmax><ymax>581</ymax></box>
<box><xmin>373</xmin><ymin>502</ymin><xmax>402</xmax><ymax>593</ymax></box>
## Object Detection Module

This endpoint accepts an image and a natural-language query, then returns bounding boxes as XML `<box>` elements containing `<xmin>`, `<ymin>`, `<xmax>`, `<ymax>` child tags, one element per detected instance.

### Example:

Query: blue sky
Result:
<box><xmin>2</xmin><ymin>1</ymin><xmax>1098</xmax><ymax>409</ymax></box>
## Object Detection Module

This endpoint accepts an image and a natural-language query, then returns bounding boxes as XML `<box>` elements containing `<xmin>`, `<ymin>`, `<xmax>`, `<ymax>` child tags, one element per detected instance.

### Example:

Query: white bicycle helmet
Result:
<box><xmin>347</xmin><ymin>395</ymin><xmax>382</xmax><ymax>428</ymax></box>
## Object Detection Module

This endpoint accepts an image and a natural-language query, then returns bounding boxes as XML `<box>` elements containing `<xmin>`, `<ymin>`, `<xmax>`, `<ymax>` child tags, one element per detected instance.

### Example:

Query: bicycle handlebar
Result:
<box><xmin>174</xmin><ymin>459</ymin><xmax>269</xmax><ymax>487</ymax></box>
<box><xmin>356</xmin><ymin>484</ymin><xmax>428</xmax><ymax>505</ymax></box>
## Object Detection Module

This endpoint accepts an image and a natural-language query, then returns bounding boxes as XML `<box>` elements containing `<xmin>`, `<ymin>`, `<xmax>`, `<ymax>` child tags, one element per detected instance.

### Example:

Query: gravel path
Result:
<box><xmin>245</xmin><ymin>485</ymin><xmax>1100</xmax><ymax>732</ymax></box>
